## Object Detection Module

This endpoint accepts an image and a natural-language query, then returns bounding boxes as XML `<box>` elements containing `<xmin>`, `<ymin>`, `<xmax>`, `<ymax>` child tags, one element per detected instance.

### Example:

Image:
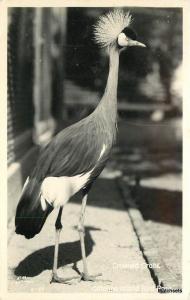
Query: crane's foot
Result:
<box><xmin>79</xmin><ymin>272</ymin><xmax>110</xmax><ymax>283</ymax></box>
<box><xmin>50</xmin><ymin>272</ymin><xmax>80</xmax><ymax>285</ymax></box>
<box><xmin>79</xmin><ymin>273</ymin><xmax>111</xmax><ymax>283</ymax></box>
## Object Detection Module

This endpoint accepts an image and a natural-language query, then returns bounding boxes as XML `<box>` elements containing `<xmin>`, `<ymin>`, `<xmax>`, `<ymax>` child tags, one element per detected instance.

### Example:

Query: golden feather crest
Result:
<box><xmin>93</xmin><ymin>9</ymin><xmax>132</xmax><ymax>47</ymax></box>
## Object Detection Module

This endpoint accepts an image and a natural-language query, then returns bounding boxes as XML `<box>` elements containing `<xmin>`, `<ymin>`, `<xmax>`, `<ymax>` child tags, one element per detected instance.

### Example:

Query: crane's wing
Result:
<box><xmin>30</xmin><ymin>117</ymin><xmax>107</xmax><ymax>181</ymax></box>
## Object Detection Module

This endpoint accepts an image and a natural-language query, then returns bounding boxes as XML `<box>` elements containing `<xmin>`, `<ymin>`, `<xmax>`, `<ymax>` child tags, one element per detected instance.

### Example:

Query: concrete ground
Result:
<box><xmin>8</xmin><ymin>177</ymin><xmax>156</xmax><ymax>293</ymax></box>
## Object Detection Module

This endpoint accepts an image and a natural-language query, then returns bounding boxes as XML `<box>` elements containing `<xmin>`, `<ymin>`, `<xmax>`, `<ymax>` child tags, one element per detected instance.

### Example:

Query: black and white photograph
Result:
<box><xmin>3</xmin><ymin>1</ymin><xmax>189</xmax><ymax>296</ymax></box>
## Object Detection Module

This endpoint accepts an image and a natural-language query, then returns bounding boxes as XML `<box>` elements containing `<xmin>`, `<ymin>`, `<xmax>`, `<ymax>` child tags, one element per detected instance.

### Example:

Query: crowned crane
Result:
<box><xmin>15</xmin><ymin>9</ymin><xmax>146</xmax><ymax>284</ymax></box>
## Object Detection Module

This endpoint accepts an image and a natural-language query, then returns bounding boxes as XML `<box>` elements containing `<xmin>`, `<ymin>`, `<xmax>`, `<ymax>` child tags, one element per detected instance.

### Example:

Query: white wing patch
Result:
<box><xmin>40</xmin><ymin>171</ymin><xmax>92</xmax><ymax>209</ymax></box>
<box><xmin>98</xmin><ymin>144</ymin><xmax>106</xmax><ymax>160</ymax></box>
<box><xmin>21</xmin><ymin>176</ymin><xmax>29</xmax><ymax>195</ymax></box>
<box><xmin>40</xmin><ymin>144</ymin><xmax>107</xmax><ymax>210</ymax></box>
<box><xmin>40</xmin><ymin>194</ymin><xmax>47</xmax><ymax>211</ymax></box>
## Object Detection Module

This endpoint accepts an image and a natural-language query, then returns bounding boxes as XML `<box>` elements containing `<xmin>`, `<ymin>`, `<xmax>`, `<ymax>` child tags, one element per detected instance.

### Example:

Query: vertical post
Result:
<box><xmin>33</xmin><ymin>8</ymin><xmax>67</xmax><ymax>143</ymax></box>
<box><xmin>51</xmin><ymin>8</ymin><xmax>67</xmax><ymax>128</ymax></box>
<box><xmin>33</xmin><ymin>8</ymin><xmax>42</xmax><ymax>143</ymax></box>
<box><xmin>33</xmin><ymin>8</ymin><xmax>55</xmax><ymax>144</ymax></box>
<box><xmin>41</xmin><ymin>8</ymin><xmax>52</xmax><ymax>123</ymax></box>
<box><xmin>59</xmin><ymin>8</ymin><xmax>67</xmax><ymax>122</ymax></box>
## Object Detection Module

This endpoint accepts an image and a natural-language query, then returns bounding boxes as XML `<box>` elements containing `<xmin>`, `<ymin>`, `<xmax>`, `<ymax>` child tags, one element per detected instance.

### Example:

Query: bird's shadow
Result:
<box><xmin>13</xmin><ymin>226</ymin><xmax>100</xmax><ymax>278</ymax></box>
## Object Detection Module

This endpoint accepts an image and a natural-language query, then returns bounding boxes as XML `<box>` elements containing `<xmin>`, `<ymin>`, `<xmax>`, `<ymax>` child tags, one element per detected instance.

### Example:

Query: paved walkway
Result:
<box><xmin>8</xmin><ymin>177</ymin><xmax>156</xmax><ymax>293</ymax></box>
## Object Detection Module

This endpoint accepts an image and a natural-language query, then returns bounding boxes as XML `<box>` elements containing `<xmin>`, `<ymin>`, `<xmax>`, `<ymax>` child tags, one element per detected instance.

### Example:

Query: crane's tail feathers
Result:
<box><xmin>93</xmin><ymin>8</ymin><xmax>132</xmax><ymax>47</ymax></box>
<box><xmin>15</xmin><ymin>178</ymin><xmax>53</xmax><ymax>239</ymax></box>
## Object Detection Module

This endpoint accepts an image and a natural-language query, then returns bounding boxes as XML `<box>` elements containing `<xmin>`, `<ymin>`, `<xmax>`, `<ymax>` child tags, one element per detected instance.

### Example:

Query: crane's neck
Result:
<box><xmin>96</xmin><ymin>45</ymin><xmax>120</xmax><ymax>123</ymax></box>
<box><xmin>105</xmin><ymin>45</ymin><xmax>119</xmax><ymax>97</ymax></box>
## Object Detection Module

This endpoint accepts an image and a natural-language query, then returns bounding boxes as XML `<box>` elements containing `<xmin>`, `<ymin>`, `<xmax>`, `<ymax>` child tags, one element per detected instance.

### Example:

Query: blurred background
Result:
<box><xmin>7</xmin><ymin>7</ymin><xmax>182</xmax><ymax>290</ymax></box>
<box><xmin>8</xmin><ymin>7</ymin><xmax>182</xmax><ymax>163</ymax></box>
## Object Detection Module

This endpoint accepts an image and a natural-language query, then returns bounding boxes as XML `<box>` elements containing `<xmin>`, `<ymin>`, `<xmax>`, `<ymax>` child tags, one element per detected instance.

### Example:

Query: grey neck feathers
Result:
<box><xmin>95</xmin><ymin>45</ymin><xmax>120</xmax><ymax>127</ymax></box>
<box><xmin>104</xmin><ymin>45</ymin><xmax>120</xmax><ymax>101</ymax></box>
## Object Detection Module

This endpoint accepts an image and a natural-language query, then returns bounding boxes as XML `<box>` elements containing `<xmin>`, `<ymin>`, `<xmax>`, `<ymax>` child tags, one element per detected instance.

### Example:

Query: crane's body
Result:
<box><xmin>15</xmin><ymin>9</ymin><xmax>146</xmax><ymax>283</ymax></box>
<box><xmin>16</xmin><ymin>45</ymin><xmax>118</xmax><ymax>239</ymax></box>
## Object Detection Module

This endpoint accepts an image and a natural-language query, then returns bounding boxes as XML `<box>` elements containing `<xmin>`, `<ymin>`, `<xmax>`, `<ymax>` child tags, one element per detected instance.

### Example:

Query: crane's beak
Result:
<box><xmin>118</xmin><ymin>33</ymin><xmax>146</xmax><ymax>48</ymax></box>
<box><xmin>129</xmin><ymin>40</ymin><xmax>146</xmax><ymax>47</ymax></box>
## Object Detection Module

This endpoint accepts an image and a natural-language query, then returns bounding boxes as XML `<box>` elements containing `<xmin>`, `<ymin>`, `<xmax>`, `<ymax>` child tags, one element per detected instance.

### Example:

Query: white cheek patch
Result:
<box><xmin>118</xmin><ymin>32</ymin><xmax>128</xmax><ymax>47</ymax></box>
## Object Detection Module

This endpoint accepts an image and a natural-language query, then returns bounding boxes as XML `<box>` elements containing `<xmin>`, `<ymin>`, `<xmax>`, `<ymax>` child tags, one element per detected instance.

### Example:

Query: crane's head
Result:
<box><xmin>94</xmin><ymin>9</ymin><xmax>146</xmax><ymax>50</ymax></box>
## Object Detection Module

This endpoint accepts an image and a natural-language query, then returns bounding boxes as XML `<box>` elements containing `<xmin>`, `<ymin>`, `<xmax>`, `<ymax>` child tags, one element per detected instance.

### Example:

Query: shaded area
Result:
<box><xmin>112</xmin><ymin>149</ymin><xmax>181</xmax><ymax>179</ymax></box>
<box><xmin>133</xmin><ymin>186</ymin><xmax>182</xmax><ymax>226</ymax></box>
<box><xmin>70</xmin><ymin>178</ymin><xmax>125</xmax><ymax>211</ymax></box>
<box><xmin>117</xmin><ymin>119</ymin><xmax>182</xmax><ymax>154</ymax></box>
<box><xmin>14</xmin><ymin>226</ymin><xmax>99</xmax><ymax>277</ymax></box>
<box><xmin>8</xmin><ymin>8</ymin><xmax>35</xmax><ymax>165</ymax></box>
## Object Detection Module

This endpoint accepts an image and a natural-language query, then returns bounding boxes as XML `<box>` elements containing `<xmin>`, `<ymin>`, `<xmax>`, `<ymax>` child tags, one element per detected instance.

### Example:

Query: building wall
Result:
<box><xmin>7</xmin><ymin>8</ymin><xmax>67</xmax><ymax>220</ymax></box>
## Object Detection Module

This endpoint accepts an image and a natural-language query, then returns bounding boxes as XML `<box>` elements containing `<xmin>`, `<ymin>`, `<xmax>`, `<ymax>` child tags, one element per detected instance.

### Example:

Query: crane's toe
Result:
<box><xmin>79</xmin><ymin>272</ymin><xmax>110</xmax><ymax>283</ymax></box>
<box><xmin>50</xmin><ymin>273</ymin><xmax>80</xmax><ymax>285</ymax></box>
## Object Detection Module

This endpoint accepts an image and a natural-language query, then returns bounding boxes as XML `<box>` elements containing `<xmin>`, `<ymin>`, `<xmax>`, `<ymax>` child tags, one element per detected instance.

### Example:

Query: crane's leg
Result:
<box><xmin>51</xmin><ymin>207</ymin><xmax>80</xmax><ymax>284</ymax></box>
<box><xmin>78</xmin><ymin>194</ymin><xmax>102</xmax><ymax>281</ymax></box>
